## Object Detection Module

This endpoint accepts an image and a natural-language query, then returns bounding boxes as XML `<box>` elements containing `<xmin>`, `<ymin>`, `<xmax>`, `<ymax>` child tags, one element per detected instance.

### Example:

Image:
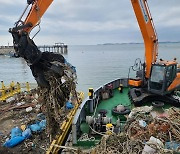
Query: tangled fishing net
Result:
<box><xmin>66</xmin><ymin>107</ymin><xmax>180</xmax><ymax>154</ymax></box>
<box><xmin>82</xmin><ymin>109</ymin><xmax>179</xmax><ymax>154</ymax></box>
<box><xmin>36</xmin><ymin>53</ymin><xmax>77</xmax><ymax>139</ymax></box>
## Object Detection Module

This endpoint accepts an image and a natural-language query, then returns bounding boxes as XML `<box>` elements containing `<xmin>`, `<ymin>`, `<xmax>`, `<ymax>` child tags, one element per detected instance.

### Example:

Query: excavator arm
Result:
<box><xmin>10</xmin><ymin>0</ymin><xmax>53</xmax><ymax>34</ymax></box>
<box><xmin>9</xmin><ymin>0</ymin><xmax>54</xmax><ymax>64</ymax></box>
<box><xmin>9</xmin><ymin>0</ymin><xmax>66</xmax><ymax>87</ymax></box>
<box><xmin>24</xmin><ymin>0</ymin><xmax>53</xmax><ymax>33</ymax></box>
<box><xmin>131</xmin><ymin>0</ymin><xmax>158</xmax><ymax>78</ymax></box>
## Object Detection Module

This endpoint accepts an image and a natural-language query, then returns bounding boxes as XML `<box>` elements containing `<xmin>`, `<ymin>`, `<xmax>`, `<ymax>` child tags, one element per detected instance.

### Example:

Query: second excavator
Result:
<box><xmin>128</xmin><ymin>0</ymin><xmax>180</xmax><ymax>106</ymax></box>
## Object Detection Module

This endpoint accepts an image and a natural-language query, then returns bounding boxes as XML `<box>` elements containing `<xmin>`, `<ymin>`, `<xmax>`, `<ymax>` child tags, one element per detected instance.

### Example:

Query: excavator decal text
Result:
<box><xmin>139</xmin><ymin>0</ymin><xmax>149</xmax><ymax>23</ymax></box>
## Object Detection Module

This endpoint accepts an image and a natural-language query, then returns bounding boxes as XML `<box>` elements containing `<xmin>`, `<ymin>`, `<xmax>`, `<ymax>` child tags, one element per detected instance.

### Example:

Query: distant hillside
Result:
<box><xmin>98</xmin><ymin>41</ymin><xmax>180</xmax><ymax>45</ymax></box>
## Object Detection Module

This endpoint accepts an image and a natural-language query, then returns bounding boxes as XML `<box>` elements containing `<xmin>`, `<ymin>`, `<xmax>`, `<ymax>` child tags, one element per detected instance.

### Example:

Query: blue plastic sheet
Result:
<box><xmin>39</xmin><ymin>120</ymin><xmax>46</xmax><ymax>130</ymax></box>
<box><xmin>3</xmin><ymin>119</ymin><xmax>46</xmax><ymax>148</ymax></box>
<box><xmin>29</xmin><ymin>120</ymin><xmax>46</xmax><ymax>132</ymax></box>
<box><xmin>29</xmin><ymin>123</ymin><xmax>41</xmax><ymax>132</ymax></box>
<box><xmin>10</xmin><ymin>127</ymin><xmax>22</xmax><ymax>138</ymax></box>
<box><xmin>4</xmin><ymin>136</ymin><xmax>25</xmax><ymax>148</ymax></box>
<box><xmin>165</xmin><ymin>141</ymin><xmax>180</xmax><ymax>151</ymax></box>
<box><xmin>22</xmin><ymin>128</ymin><xmax>31</xmax><ymax>139</ymax></box>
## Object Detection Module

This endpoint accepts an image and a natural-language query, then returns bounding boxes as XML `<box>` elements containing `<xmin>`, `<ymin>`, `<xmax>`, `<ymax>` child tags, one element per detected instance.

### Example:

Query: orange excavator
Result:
<box><xmin>128</xmin><ymin>0</ymin><xmax>180</xmax><ymax>106</ymax></box>
<box><xmin>9</xmin><ymin>0</ymin><xmax>66</xmax><ymax>87</ymax></box>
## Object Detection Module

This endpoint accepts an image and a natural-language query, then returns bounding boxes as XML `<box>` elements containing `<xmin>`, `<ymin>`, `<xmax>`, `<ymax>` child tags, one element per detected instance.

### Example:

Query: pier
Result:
<box><xmin>38</xmin><ymin>43</ymin><xmax>68</xmax><ymax>54</ymax></box>
<box><xmin>0</xmin><ymin>46</ymin><xmax>14</xmax><ymax>55</ymax></box>
<box><xmin>0</xmin><ymin>43</ymin><xmax>68</xmax><ymax>55</ymax></box>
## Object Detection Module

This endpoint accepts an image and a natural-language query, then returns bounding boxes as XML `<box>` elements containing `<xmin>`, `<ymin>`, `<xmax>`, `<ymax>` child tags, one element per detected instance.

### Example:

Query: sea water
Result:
<box><xmin>0</xmin><ymin>43</ymin><xmax>179</xmax><ymax>94</ymax></box>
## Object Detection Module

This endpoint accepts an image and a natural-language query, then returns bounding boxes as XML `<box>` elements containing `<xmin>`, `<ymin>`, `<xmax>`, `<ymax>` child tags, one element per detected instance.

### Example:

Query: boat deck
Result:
<box><xmin>77</xmin><ymin>87</ymin><xmax>176</xmax><ymax>147</ymax></box>
<box><xmin>69</xmin><ymin>77</ymin><xmax>180</xmax><ymax>152</ymax></box>
<box><xmin>77</xmin><ymin>88</ymin><xmax>131</xmax><ymax>147</ymax></box>
<box><xmin>95</xmin><ymin>88</ymin><xmax>131</xmax><ymax>124</ymax></box>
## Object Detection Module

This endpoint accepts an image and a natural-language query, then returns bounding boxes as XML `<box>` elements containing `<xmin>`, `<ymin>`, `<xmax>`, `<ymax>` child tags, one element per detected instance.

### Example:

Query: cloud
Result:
<box><xmin>0</xmin><ymin>0</ymin><xmax>23</xmax><ymax>5</ymax></box>
<box><xmin>0</xmin><ymin>0</ymin><xmax>180</xmax><ymax>45</ymax></box>
<box><xmin>148</xmin><ymin>1</ymin><xmax>180</xmax><ymax>27</ymax></box>
<box><xmin>42</xmin><ymin>19</ymin><xmax>131</xmax><ymax>33</ymax></box>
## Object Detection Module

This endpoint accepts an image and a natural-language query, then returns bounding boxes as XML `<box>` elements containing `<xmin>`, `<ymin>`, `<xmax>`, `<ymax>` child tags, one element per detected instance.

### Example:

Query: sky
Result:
<box><xmin>0</xmin><ymin>0</ymin><xmax>180</xmax><ymax>45</ymax></box>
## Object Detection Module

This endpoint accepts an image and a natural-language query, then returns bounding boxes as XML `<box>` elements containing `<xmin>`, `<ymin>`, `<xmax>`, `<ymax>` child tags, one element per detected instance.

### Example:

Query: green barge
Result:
<box><xmin>57</xmin><ymin>78</ymin><xmax>180</xmax><ymax>152</ymax></box>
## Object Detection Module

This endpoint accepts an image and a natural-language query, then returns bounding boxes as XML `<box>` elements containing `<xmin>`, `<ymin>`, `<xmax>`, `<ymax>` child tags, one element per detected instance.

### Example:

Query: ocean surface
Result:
<box><xmin>0</xmin><ymin>43</ymin><xmax>179</xmax><ymax>95</ymax></box>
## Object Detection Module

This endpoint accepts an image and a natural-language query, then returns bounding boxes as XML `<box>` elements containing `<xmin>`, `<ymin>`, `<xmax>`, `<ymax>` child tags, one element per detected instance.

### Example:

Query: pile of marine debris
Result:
<box><xmin>90</xmin><ymin>106</ymin><xmax>180</xmax><ymax>154</ymax></box>
<box><xmin>68</xmin><ymin>105</ymin><xmax>180</xmax><ymax>154</ymax></box>
<box><xmin>0</xmin><ymin>59</ymin><xmax>78</xmax><ymax>153</ymax></box>
<box><xmin>39</xmin><ymin>59</ymin><xmax>77</xmax><ymax>140</ymax></box>
<box><xmin>0</xmin><ymin>89</ymin><xmax>49</xmax><ymax>154</ymax></box>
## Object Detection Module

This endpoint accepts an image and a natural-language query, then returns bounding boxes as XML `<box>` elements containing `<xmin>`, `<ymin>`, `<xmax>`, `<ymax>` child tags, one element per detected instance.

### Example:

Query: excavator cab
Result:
<box><xmin>148</xmin><ymin>62</ymin><xmax>177</xmax><ymax>95</ymax></box>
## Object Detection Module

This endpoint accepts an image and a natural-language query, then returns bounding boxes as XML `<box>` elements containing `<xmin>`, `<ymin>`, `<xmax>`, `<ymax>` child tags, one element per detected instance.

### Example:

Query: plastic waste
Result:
<box><xmin>142</xmin><ymin>136</ymin><xmax>164</xmax><ymax>154</ymax></box>
<box><xmin>4</xmin><ymin>136</ymin><xmax>25</xmax><ymax>148</ymax></box>
<box><xmin>17</xmin><ymin>101</ymin><xmax>25</xmax><ymax>106</ymax></box>
<box><xmin>22</xmin><ymin>128</ymin><xmax>31</xmax><ymax>139</ymax></box>
<box><xmin>148</xmin><ymin>136</ymin><xmax>164</xmax><ymax>148</ymax></box>
<box><xmin>165</xmin><ymin>141</ymin><xmax>180</xmax><ymax>151</ymax></box>
<box><xmin>29</xmin><ymin>119</ymin><xmax>46</xmax><ymax>132</ymax></box>
<box><xmin>35</xmin><ymin>104</ymin><xmax>41</xmax><ymax>111</ymax></box>
<box><xmin>39</xmin><ymin>120</ymin><xmax>46</xmax><ymax>130</ymax></box>
<box><xmin>37</xmin><ymin>113</ymin><xmax>45</xmax><ymax>120</ymax></box>
<box><xmin>61</xmin><ymin>77</ymin><xmax>66</xmax><ymax>84</ymax></box>
<box><xmin>142</xmin><ymin>144</ymin><xmax>156</xmax><ymax>154</ymax></box>
<box><xmin>128</xmin><ymin>106</ymin><xmax>153</xmax><ymax>118</ymax></box>
<box><xmin>6</xmin><ymin>97</ymin><xmax>15</xmax><ymax>103</ymax></box>
<box><xmin>32</xmin><ymin>99</ymin><xmax>38</xmax><ymax>104</ymax></box>
<box><xmin>66</xmin><ymin>101</ymin><xmax>74</xmax><ymax>109</ymax></box>
<box><xmin>26</xmin><ymin>106</ymin><xmax>33</xmax><ymax>112</ymax></box>
<box><xmin>29</xmin><ymin>123</ymin><xmax>41</xmax><ymax>132</ymax></box>
<box><xmin>34</xmin><ymin>93</ymin><xmax>39</xmax><ymax>99</ymax></box>
<box><xmin>5</xmin><ymin>138</ymin><xmax>9</xmax><ymax>142</ymax></box>
<box><xmin>11</xmin><ymin>127</ymin><xmax>22</xmax><ymax>138</ymax></box>
<box><xmin>139</xmin><ymin>120</ymin><xmax>147</xmax><ymax>128</ymax></box>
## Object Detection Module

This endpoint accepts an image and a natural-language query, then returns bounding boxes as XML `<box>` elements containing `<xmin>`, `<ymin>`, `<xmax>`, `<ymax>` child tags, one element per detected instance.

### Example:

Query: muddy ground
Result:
<box><xmin>0</xmin><ymin>90</ymin><xmax>50</xmax><ymax>154</ymax></box>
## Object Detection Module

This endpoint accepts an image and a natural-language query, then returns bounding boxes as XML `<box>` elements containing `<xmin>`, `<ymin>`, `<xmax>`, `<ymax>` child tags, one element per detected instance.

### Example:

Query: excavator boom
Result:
<box><xmin>24</xmin><ymin>0</ymin><xmax>53</xmax><ymax>33</ymax></box>
<box><xmin>131</xmin><ymin>0</ymin><xmax>158</xmax><ymax>78</ymax></box>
